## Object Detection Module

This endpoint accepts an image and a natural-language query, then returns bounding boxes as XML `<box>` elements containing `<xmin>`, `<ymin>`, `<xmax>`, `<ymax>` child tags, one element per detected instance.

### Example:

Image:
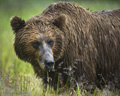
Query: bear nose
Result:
<box><xmin>44</xmin><ymin>59</ymin><xmax>55</xmax><ymax>70</ymax></box>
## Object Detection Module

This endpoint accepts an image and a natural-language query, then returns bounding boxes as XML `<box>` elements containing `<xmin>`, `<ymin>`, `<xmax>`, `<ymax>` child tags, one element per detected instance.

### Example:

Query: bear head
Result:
<box><xmin>10</xmin><ymin>15</ymin><xmax>66</xmax><ymax>71</ymax></box>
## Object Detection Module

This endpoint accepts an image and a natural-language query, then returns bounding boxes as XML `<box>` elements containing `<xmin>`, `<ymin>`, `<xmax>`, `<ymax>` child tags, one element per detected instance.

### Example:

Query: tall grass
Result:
<box><xmin>0</xmin><ymin>0</ymin><xmax>120</xmax><ymax>95</ymax></box>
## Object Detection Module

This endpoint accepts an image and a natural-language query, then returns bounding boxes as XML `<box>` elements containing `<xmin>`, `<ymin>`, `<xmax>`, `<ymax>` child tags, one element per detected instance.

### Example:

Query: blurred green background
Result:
<box><xmin>0</xmin><ymin>0</ymin><xmax>120</xmax><ymax>95</ymax></box>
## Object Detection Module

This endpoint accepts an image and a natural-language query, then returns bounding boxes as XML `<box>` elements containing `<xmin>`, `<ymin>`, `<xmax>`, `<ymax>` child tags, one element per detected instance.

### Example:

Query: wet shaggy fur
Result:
<box><xmin>11</xmin><ymin>2</ymin><xmax>120</xmax><ymax>90</ymax></box>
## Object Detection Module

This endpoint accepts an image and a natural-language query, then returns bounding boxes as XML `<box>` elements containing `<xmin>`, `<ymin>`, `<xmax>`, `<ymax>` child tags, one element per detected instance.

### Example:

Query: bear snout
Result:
<box><xmin>44</xmin><ymin>59</ymin><xmax>55</xmax><ymax>71</ymax></box>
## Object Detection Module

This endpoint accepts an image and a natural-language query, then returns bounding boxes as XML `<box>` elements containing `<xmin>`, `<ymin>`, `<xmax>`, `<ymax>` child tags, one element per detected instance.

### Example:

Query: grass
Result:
<box><xmin>0</xmin><ymin>0</ymin><xmax>120</xmax><ymax>95</ymax></box>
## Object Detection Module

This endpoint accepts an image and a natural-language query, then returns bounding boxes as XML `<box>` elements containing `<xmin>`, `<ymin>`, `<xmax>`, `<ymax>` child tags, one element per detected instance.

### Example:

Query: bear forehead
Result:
<box><xmin>16</xmin><ymin>24</ymin><xmax>55</xmax><ymax>43</ymax></box>
<box><xmin>24</xmin><ymin>20</ymin><xmax>55</xmax><ymax>34</ymax></box>
<box><xmin>18</xmin><ymin>29</ymin><xmax>54</xmax><ymax>40</ymax></box>
<box><xmin>26</xmin><ymin>19</ymin><xmax>51</xmax><ymax>27</ymax></box>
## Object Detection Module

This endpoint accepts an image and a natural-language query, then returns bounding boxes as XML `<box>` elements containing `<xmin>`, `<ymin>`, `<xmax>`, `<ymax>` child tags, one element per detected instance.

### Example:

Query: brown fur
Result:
<box><xmin>10</xmin><ymin>2</ymin><xmax>120</xmax><ymax>90</ymax></box>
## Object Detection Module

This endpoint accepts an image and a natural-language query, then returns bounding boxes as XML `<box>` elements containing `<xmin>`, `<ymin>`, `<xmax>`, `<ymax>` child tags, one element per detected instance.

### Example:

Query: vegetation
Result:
<box><xmin>0</xmin><ymin>0</ymin><xmax>120</xmax><ymax>95</ymax></box>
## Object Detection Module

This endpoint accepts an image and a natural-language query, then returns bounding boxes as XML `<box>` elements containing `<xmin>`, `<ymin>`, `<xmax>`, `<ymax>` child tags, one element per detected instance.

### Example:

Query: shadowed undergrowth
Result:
<box><xmin>0</xmin><ymin>74</ymin><xmax>119</xmax><ymax>96</ymax></box>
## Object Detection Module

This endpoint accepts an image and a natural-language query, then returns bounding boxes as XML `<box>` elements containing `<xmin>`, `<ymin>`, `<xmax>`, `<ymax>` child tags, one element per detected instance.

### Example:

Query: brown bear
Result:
<box><xmin>10</xmin><ymin>1</ymin><xmax>120</xmax><ymax>90</ymax></box>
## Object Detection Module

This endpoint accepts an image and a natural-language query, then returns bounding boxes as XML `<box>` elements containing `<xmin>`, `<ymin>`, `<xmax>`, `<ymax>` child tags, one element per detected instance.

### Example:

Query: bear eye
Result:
<box><xmin>32</xmin><ymin>41</ymin><xmax>41</xmax><ymax>50</ymax></box>
<box><xmin>47</xmin><ymin>40</ymin><xmax>54</xmax><ymax>47</ymax></box>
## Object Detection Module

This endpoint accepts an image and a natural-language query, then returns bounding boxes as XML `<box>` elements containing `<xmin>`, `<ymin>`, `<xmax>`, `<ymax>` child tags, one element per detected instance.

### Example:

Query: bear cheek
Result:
<box><xmin>51</xmin><ymin>48</ymin><xmax>55</xmax><ymax>58</ymax></box>
<box><xmin>52</xmin><ymin>36</ymin><xmax>64</xmax><ymax>61</ymax></box>
<box><xmin>33</xmin><ymin>51</ymin><xmax>40</xmax><ymax>61</ymax></box>
<box><xmin>52</xmin><ymin>44</ymin><xmax>61</xmax><ymax>61</ymax></box>
<box><xmin>29</xmin><ymin>45</ymin><xmax>40</xmax><ymax>62</ymax></box>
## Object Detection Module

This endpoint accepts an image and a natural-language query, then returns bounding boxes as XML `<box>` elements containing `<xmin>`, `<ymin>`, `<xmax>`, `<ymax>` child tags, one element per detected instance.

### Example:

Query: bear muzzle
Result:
<box><xmin>44</xmin><ymin>58</ymin><xmax>55</xmax><ymax>71</ymax></box>
<box><xmin>38</xmin><ymin>41</ymin><xmax>55</xmax><ymax>71</ymax></box>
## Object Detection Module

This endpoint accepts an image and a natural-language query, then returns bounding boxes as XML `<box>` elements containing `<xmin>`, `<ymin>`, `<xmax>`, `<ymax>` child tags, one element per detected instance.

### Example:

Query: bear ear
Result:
<box><xmin>10</xmin><ymin>16</ymin><xmax>25</xmax><ymax>33</ymax></box>
<box><xmin>52</xmin><ymin>15</ymin><xmax>66</xmax><ymax>30</ymax></box>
